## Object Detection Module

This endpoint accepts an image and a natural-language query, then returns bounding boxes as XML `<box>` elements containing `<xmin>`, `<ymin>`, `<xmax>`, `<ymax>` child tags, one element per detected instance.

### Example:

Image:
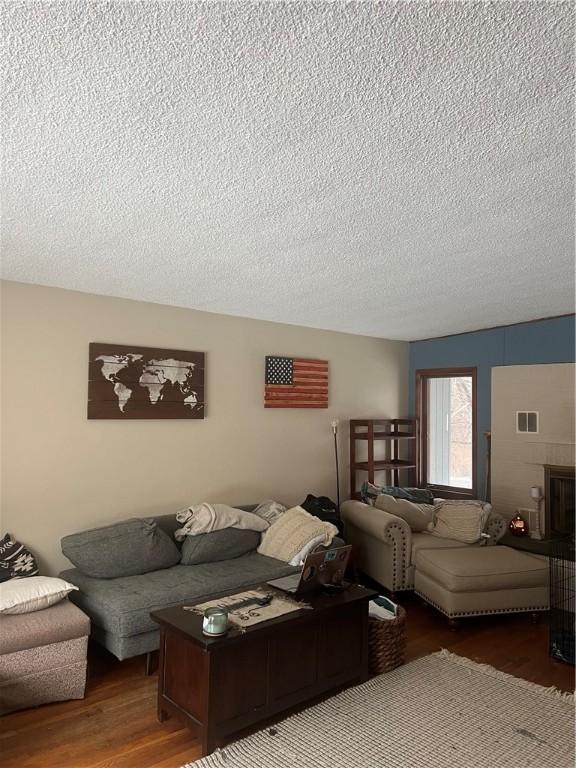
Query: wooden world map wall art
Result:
<box><xmin>88</xmin><ymin>343</ymin><xmax>205</xmax><ymax>419</ymax></box>
<box><xmin>264</xmin><ymin>356</ymin><xmax>329</xmax><ymax>408</ymax></box>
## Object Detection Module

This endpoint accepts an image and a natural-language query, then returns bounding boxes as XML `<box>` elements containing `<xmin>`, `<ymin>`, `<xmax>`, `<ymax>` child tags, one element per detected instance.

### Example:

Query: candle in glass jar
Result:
<box><xmin>202</xmin><ymin>607</ymin><xmax>228</xmax><ymax>636</ymax></box>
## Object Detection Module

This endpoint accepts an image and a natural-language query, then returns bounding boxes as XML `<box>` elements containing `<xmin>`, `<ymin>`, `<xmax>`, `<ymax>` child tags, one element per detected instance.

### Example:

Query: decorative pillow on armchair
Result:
<box><xmin>373</xmin><ymin>494</ymin><xmax>434</xmax><ymax>532</ymax></box>
<box><xmin>427</xmin><ymin>500</ymin><xmax>492</xmax><ymax>544</ymax></box>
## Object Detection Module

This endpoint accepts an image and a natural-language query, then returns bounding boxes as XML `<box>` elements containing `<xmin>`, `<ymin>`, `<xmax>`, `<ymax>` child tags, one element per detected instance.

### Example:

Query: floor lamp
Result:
<box><xmin>332</xmin><ymin>419</ymin><xmax>341</xmax><ymax>512</ymax></box>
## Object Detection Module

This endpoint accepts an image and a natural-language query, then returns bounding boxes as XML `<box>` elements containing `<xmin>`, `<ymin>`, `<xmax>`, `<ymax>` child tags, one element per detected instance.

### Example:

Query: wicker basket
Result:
<box><xmin>368</xmin><ymin>605</ymin><xmax>407</xmax><ymax>675</ymax></box>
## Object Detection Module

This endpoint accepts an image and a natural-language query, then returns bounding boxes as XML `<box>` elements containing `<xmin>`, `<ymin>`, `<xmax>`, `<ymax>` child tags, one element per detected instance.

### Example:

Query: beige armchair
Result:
<box><xmin>341</xmin><ymin>499</ymin><xmax>507</xmax><ymax>594</ymax></box>
<box><xmin>342</xmin><ymin>500</ymin><xmax>413</xmax><ymax>592</ymax></box>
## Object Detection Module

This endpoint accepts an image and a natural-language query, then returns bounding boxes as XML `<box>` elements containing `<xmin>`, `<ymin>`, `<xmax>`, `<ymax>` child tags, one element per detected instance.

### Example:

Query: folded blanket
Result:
<box><xmin>257</xmin><ymin>506</ymin><xmax>338</xmax><ymax>563</ymax></box>
<box><xmin>361</xmin><ymin>481</ymin><xmax>434</xmax><ymax>505</ymax></box>
<box><xmin>174</xmin><ymin>503</ymin><xmax>269</xmax><ymax>541</ymax></box>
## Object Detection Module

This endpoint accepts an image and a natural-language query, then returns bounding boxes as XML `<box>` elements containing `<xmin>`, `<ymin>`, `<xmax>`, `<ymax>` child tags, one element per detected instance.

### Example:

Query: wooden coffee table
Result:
<box><xmin>151</xmin><ymin>583</ymin><xmax>376</xmax><ymax>756</ymax></box>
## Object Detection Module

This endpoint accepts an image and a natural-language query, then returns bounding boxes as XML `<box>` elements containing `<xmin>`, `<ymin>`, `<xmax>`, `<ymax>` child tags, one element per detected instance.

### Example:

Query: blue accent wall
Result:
<box><xmin>409</xmin><ymin>315</ymin><xmax>576</xmax><ymax>498</ymax></box>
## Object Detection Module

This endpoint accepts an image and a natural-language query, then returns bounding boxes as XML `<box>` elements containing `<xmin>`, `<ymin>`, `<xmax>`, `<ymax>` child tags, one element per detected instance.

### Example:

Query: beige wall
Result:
<box><xmin>1</xmin><ymin>281</ymin><xmax>408</xmax><ymax>574</ymax></box>
<box><xmin>491</xmin><ymin>363</ymin><xmax>575</xmax><ymax>532</ymax></box>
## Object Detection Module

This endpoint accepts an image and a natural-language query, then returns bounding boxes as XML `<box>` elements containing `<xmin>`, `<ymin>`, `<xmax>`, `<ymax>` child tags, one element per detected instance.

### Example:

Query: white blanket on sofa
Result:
<box><xmin>257</xmin><ymin>506</ymin><xmax>338</xmax><ymax>563</ymax></box>
<box><xmin>174</xmin><ymin>503</ymin><xmax>269</xmax><ymax>540</ymax></box>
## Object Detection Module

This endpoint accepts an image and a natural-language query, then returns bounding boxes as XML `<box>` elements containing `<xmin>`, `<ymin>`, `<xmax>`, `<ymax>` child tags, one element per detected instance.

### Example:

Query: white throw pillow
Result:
<box><xmin>0</xmin><ymin>576</ymin><xmax>78</xmax><ymax>615</ymax></box>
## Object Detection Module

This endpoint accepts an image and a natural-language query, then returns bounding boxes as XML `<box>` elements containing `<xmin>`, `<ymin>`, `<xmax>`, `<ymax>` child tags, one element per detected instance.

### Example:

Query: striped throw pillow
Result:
<box><xmin>427</xmin><ymin>501</ymin><xmax>492</xmax><ymax>544</ymax></box>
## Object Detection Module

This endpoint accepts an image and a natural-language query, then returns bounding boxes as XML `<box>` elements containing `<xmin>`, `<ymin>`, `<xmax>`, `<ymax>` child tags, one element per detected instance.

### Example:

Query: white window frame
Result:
<box><xmin>516</xmin><ymin>411</ymin><xmax>539</xmax><ymax>434</ymax></box>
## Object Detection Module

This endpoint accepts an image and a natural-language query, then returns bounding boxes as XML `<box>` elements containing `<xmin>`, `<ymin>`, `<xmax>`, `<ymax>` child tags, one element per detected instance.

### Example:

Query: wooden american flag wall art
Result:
<box><xmin>264</xmin><ymin>356</ymin><xmax>329</xmax><ymax>409</ymax></box>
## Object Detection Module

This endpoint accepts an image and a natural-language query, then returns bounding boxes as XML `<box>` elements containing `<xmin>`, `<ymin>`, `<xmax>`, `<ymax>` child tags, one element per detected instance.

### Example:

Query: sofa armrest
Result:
<box><xmin>485</xmin><ymin>511</ymin><xmax>507</xmax><ymax>543</ymax></box>
<box><xmin>340</xmin><ymin>500</ymin><xmax>412</xmax><ymax>591</ymax></box>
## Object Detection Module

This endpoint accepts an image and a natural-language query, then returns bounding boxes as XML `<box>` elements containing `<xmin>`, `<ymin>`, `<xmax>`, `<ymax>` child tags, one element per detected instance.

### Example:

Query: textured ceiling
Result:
<box><xmin>1</xmin><ymin>1</ymin><xmax>574</xmax><ymax>340</ymax></box>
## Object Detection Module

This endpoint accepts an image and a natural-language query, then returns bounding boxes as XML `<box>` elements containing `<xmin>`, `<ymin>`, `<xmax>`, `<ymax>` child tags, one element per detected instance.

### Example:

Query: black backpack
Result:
<box><xmin>300</xmin><ymin>494</ymin><xmax>338</xmax><ymax>520</ymax></box>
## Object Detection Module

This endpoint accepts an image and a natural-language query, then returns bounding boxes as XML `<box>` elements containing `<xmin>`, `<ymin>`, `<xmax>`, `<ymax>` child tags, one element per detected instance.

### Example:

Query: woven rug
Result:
<box><xmin>183</xmin><ymin>651</ymin><xmax>574</xmax><ymax>768</ymax></box>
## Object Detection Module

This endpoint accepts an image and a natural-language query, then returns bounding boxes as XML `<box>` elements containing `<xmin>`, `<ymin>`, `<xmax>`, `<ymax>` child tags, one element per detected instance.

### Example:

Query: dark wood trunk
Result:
<box><xmin>152</xmin><ymin>585</ymin><xmax>374</xmax><ymax>757</ymax></box>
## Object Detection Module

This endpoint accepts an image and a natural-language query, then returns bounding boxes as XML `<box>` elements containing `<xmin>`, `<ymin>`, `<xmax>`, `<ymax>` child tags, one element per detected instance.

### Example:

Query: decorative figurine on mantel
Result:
<box><xmin>509</xmin><ymin>512</ymin><xmax>529</xmax><ymax>536</ymax></box>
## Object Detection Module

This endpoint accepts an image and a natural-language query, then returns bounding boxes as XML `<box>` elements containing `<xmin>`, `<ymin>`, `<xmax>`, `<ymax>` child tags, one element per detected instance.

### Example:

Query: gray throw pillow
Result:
<box><xmin>180</xmin><ymin>528</ymin><xmax>260</xmax><ymax>565</ymax></box>
<box><xmin>61</xmin><ymin>518</ymin><xmax>181</xmax><ymax>578</ymax></box>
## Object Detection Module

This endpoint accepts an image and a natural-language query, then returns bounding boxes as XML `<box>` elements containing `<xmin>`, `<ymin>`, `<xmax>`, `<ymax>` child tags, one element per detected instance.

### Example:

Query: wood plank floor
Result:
<box><xmin>1</xmin><ymin>598</ymin><xmax>573</xmax><ymax>768</ymax></box>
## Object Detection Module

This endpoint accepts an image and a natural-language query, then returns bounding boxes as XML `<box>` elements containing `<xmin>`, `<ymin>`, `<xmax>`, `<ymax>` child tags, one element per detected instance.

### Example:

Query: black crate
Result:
<box><xmin>549</xmin><ymin>535</ymin><xmax>575</xmax><ymax>665</ymax></box>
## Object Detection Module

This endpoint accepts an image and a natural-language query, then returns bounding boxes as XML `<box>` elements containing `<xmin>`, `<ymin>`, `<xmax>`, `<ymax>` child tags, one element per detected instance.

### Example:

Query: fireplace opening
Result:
<box><xmin>545</xmin><ymin>465</ymin><xmax>575</xmax><ymax>539</ymax></box>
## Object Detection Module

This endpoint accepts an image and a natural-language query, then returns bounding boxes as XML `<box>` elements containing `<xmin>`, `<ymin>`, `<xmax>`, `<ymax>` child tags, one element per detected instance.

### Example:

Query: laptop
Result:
<box><xmin>267</xmin><ymin>545</ymin><xmax>352</xmax><ymax>595</ymax></box>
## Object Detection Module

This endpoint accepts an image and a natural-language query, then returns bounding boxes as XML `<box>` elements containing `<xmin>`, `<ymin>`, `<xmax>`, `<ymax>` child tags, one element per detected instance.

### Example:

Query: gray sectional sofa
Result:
<box><xmin>60</xmin><ymin>506</ymin><xmax>301</xmax><ymax>660</ymax></box>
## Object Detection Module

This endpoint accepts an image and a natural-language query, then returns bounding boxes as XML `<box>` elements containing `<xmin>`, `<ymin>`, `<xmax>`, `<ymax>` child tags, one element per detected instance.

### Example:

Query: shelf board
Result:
<box><xmin>350</xmin><ymin>419</ymin><xmax>415</xmax><ymax>425</ymax></box>
<box><xmin>351</xmin><ymin>432</ymin><xmax>416</xmax><ymax>440</ymax></box>
<box><xmin>352</xmin><ymin>460</ymin><xmax>417</xmax><ymax>471</ymax></box>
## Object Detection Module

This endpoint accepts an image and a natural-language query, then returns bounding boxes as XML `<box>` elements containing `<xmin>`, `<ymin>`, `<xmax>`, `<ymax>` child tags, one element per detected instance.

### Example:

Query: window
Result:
<box><xmin>516</xmin><ymin>411</ymin><xmax>539</xmax><ymax>433</ymax></box>
<box><xmin>416</xmin><ymin>368</ymin><xmax>477</xmax><ymax>497</ymax></box>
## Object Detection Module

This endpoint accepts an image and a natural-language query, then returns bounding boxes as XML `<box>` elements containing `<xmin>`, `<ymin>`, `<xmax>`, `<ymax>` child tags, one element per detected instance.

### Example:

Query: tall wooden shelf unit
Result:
<box><xmin>349</xmin><ymin>418</ymin><xmax>418</xmax><ymax>500</ymax></box>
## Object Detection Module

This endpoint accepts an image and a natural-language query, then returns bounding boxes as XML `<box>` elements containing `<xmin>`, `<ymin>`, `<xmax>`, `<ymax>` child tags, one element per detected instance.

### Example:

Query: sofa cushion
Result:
<box><xmin>410</xmin><ymin>532</ymin><xmax>470</xmax><ymax>564</ymax></box>
<box><xmin>0</xmin><ymin>598</ymin><xmax>90</xmax><ymax>655</ymax></box>
<box><xmin>374</xmin><ymin>495</ymin><xmax>434</xmax><ymax>532</ymax></box>
<box><xmin>415</xmin><ymin>546</ymin><xmax>548</xmax><ymax>593</ymax></box>
<box><xmin>180</xmin><ymin>529</ymin><xmax>260</xmax><ymax>565</ymax></box>
<box><xmin>60</xmin><ymin>552</ymin><xmax>297</xmax><ymax>638</ymax></box>
<box><xmin>61</xmin><ymin>519</ymin><xmax>181</xmax><ymax>578</ymax></box>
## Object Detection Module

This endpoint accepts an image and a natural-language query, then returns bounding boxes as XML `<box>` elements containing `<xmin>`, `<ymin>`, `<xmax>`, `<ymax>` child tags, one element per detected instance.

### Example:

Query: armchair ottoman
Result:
<box><xmin>414</xmin><ymin>546</ymin><xmax>549</xmax><ymax>620</ymax></box>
